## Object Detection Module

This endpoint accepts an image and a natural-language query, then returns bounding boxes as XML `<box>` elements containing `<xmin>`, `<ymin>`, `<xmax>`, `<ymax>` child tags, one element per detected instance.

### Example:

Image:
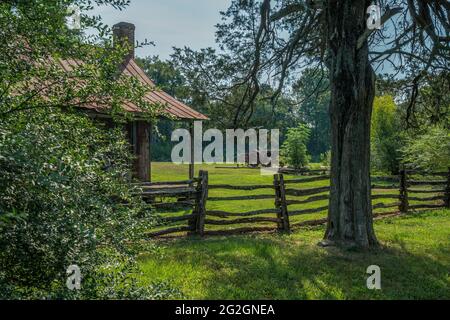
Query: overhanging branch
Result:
<box><xmin>357</xmin><ymin>7</ymin><xmax>403</xmax><ymax>49</ymax></box>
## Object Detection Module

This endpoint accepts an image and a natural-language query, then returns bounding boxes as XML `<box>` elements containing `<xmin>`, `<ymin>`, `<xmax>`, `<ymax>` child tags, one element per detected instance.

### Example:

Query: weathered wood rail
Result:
<box><xmin>146</xmin><ymin>168</ymin><xmax>450</xmax><ymax>238</ymax></box>
<box><xmin>144</xmin><ymin>171</ymin><xmax>207</xmax><ymax>238</ymax></box>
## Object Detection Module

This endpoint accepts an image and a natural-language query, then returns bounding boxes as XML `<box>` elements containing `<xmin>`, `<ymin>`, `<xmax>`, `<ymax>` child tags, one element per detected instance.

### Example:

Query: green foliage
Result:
<box><xmin>402</xmin><ymin>126</ymin><xmax>450</xmax><ymax>172</ymax></box>
<box><xmin>138</xmin><ymin>54</ymin><xmax>303</xmax><ymax>161</ymax></box>
<box><xmin>136</xmin><ymin>56</ymin><xmax>189</xmax><ymax>99</ymax></box>
<box><xmin>320</xmin><ymin>151</ymin><xmax>331</xmax><ymax>167</ymax></box>
<box><xmin>0</xmin><ymin>0</ymin><xmax>173</xmax><ymax>299</ymax></box>
<box><xmin>371</xmin><ymin>96</ymin><xmax>404</xmax><ymax>174</ymax></box>
<box><xmin>0</xmin><ymin>0</ymin><xmax>162</xmax><ymax>122</ymax></box>
<box><xmin>150</xmin><ymin>120</ymin><xmax>181</xmax><ymax>162</ymax></box>
<box><xmin>280</xmin><ymin>124</ymin><xmax>311</xmax><ymax>169</ymax></box>
<box><xmin>293</xmin><ymin>69</ymin><xmax>330</xmax><ymax>161</ymax></box>
<box><xmin>396</xmin><ymin>72</ymin><xmax>450</xmax><ymax>129</ymax></box>
<box><xmin>0</xmin><ymin>110</ymin><xmax>177</xmax><ymax>299</ymax></box>
<box><xmin>170</xmin><ymin>48</ymin><xmax>301</xmax><ymax>132</ymax></box>
<box><xmin>135</xmin><ymin>56</ymin><xmax>190</xmax><ymax>161</ymax></box>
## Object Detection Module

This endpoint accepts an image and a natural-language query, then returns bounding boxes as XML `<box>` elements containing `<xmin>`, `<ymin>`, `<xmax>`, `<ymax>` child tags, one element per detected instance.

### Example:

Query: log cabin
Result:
<box><xmin>61</xmin><ymin>22</ymin><xmax>208</xmax><ymax>182</ymax></box>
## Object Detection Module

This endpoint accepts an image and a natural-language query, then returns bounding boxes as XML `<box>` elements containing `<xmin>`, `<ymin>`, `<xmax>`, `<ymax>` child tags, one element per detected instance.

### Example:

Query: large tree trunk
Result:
<box><xmin>322</xmin><ymin>1</ymin><xmax>378</xmax><ymax>247</ymax></box>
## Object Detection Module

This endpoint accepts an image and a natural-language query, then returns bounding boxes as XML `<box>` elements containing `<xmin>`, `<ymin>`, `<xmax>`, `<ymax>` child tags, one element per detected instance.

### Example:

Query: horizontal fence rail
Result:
<box><xmin>209</xmin><ymin>184</ymin><xmax>274</xmax><ymax>190</ymax></box>
<box><xmin>206</xmin><ymin>208</ymin><xmax>280</xmax><ymax>218</ymax></box>
<box><xmin>146</xmin><ymin>167</ymin><xmax>450</xmax><ymax>238</ymax></box>
<box><xmin>207</xmin><ymin>194</ymin><xmax>275</xmax><ymax>201</ymax></box>
<box><xmin>145</xmin><ymin>170</ymin><xmax>208</xmax><ymax>238</ymax></box>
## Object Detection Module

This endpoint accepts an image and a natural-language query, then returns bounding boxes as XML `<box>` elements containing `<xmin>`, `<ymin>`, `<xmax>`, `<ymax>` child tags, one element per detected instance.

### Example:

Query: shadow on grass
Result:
<box><xmin>140</xmin><ymin>211</ymin><xmax>450</xmax><ymax>299</ymax></box>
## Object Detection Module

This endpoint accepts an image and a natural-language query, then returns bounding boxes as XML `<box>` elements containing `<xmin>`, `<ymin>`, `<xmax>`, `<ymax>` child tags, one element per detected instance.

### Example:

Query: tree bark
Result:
<box><xmin>323</xmin><ymin>1</ymin><xmax>379</xmax><ymax>247</ymax></box>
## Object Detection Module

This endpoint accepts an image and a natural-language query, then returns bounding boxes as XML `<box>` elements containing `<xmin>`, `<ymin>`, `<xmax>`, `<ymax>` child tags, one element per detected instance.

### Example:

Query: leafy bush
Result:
<box><xmin>0</xmin><ymin>110</ymin><xmax>177</xmax><ymax>299</ymax></box>
<box><xmin>319</xmin><ymin>151</ymin><xmax>331</xmax><ymax>168</ymax></box>
<box><xmin>280</xmin><ymin>124</ymin><xmax>311</xmax><ymax>169</ymax></box>
<box><xmin>371</xmin><ymin>96</ymin><xmax>404</xmax><ymax>174</ymax></box>
<box><xmin>0</xmin><ymin>0</ymin><xmax>179</xmax><ymax>299</ymax></box>
<box><xmin>401</xmin><ymin>126</ymin><xmax>450</xmax><ymax>172</ymax></box>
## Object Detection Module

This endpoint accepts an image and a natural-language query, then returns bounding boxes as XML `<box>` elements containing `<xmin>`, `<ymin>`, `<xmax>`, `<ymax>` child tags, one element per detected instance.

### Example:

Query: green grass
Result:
<box><xmin>139</xmin><ymin>209</ymin><xmax>450</xmax><ymax>299</ymax></box>
<box><xmin>142</xmin><ymin>163</ymin><xmax>450</xmax><ymax>299</ymax></box>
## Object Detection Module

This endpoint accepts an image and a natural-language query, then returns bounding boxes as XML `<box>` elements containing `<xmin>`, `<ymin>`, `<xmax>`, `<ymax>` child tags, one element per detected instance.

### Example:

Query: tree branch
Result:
<box><xmin>357</xmin><ymin>7</ymin><xmax>403</xmax><ymax>49</ymax></box>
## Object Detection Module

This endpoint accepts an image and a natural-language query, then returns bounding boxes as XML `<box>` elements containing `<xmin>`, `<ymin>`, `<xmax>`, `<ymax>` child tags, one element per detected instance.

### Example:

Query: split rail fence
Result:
<box><xmin>145</xmin><ymin>168</ymin><xmax>450</xmax><ymax>238</ymax></box>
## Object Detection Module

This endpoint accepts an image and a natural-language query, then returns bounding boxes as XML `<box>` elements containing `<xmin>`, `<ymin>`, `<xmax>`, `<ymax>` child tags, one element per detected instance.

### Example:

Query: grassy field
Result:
<box><xmin>140</xmin><ymin>208</ymin><xmax>450</xmax><ymax>299</ymax></box>
<box><xmin>140</xmin><ymin>163</ymin><xmax>450</xmax><ymax>299</ymax></box>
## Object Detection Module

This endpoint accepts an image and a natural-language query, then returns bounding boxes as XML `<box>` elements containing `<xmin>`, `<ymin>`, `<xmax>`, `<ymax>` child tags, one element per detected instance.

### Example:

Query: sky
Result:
<box><xmin>90</xmin><ymin>0</ymin><xmax>230</xmax><ymax>60</ymax></box>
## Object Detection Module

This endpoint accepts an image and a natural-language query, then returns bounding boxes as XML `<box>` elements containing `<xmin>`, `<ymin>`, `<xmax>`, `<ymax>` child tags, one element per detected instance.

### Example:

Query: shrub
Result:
<box><xmin>371</xmin><ymin>95</ymin><xmax>404</xmax><ymax>174</ymax></box>
<box><xmin>0</xmin><ymin>0</ymin><xmax>176</xmax><ymax>299</ymax></box>
<box><xmin>401</xmin><ymin>126</ymin><xmax>450</xmax><ymax>172</ymax></box>
<box><xmin>281</xmin><ymin>124</ymin><xmax>311</xmax><ymax>169</ymax></box>
<box><xmin>0</xmin><ymin>110</ymin><xmax>177</xmax><ymax>299</ymax></box>
<box><xmin>319</xmin><ymin>151</ymin><xmax>331</xmax><ymax>168</ymax></box>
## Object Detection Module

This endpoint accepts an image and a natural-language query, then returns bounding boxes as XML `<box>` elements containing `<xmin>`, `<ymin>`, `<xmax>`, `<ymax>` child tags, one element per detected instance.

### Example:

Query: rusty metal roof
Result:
<box><xmin>58</xmin><ymin>58</ymin><xmax>208</xmax><ymax>120</ymax></box>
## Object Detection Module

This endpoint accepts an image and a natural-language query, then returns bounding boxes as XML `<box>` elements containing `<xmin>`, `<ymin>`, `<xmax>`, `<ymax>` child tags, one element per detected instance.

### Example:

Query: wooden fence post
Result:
<box><xmin>399</xmin><ymin>168</ymin><xmax>409</xmax><ymax>213</ymax></box>
<box><xmin>273</xmin><ymin>174</ymin><xmax>281</xmax><ymax>230</ymax></box>
<box><xmin>445</xmin><ymin>167</ymin><xmax>450</xmax><ymax>208</ymax></box>
<box><xmin>187</xmin><ymin>179</ymin><xmax>198</xmax><ymax>235</ymax></box>
<box><xmin>279</xmin><ymin>174</ymin><xmax>290</xmax><ymax>232</ymax></box>
<box><xmin>189</xmin><ymin>170</ymin><xmax>208</xmax><ymax>236</ymax></box>
<box><xmin>274</xmin><ymin>174</ymin><xmax>290</xmax><ymax>232</ymax></box>
<box><xmin>196</xmin><ymin>170</ymin><xmax>208</xmax><ymax>236</ymax></box>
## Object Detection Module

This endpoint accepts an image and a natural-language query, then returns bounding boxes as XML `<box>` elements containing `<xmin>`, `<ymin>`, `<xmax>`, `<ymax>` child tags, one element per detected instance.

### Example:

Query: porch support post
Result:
<box><xmin>135</xmin><ymin>120</ymin><xmax>151</xmax><ymax>182</ymax></box>
<box><xmin>189</xmin><ymin>121</ymin><xmax>195</xmax><ymax>181</ymax></box>
<box><xmin>148</xmin><ymin>122</ymin><xmax>152</xmax><ymax>182</ymax></box>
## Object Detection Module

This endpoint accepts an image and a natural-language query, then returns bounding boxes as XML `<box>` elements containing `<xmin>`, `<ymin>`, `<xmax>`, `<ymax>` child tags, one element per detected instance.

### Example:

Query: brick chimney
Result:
<box><xmin>112</xmin><ymin>22</ymin><xmax>135</xmax><ymax>61</ymax></box>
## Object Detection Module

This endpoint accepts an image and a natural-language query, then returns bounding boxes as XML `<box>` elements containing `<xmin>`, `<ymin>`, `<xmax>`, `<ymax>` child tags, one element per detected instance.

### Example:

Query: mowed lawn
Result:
<box><xmin>140</xmin><ymin>208</ymin><xmax>450</xmax><ymax>299</ymax></box>
<box><xmin>140</xmin><ymin>163</ymin><xmax>450</xmax><ymax>299</ymax></box>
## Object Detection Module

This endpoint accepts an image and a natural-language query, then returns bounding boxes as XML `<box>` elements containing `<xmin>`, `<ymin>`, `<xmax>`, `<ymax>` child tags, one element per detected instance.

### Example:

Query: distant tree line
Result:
<box><xmin>136</xmin><ymin>55</ymin><xmax>330</xmax><ymax>163</ymax></box>
<box><xmin>137</xmin><ymin>56</ymin><xmax>449</xmax><ymax>173</ymax></box>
